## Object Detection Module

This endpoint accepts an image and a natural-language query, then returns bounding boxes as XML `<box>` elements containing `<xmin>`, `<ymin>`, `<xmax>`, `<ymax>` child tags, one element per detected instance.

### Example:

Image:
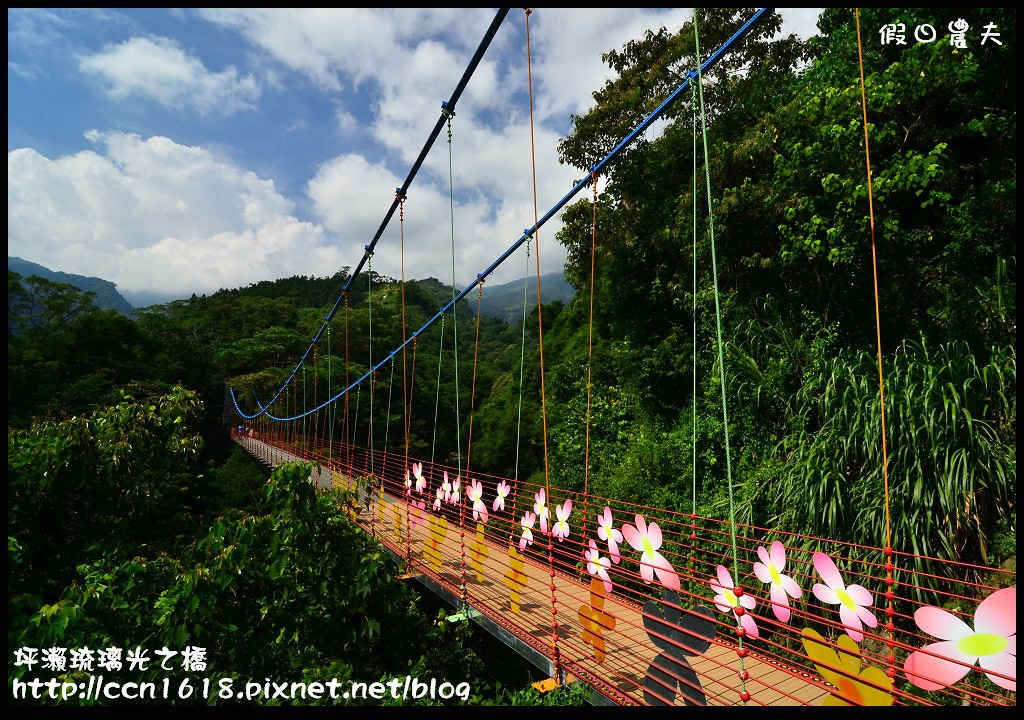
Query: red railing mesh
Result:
<box><xmin>234</xmin><ymin>430</ymin><xmax>1016</xmax><ymax>707</ymax></box>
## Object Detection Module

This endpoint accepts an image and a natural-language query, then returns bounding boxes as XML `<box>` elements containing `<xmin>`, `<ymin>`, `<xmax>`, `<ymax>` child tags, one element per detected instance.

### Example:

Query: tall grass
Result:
<box><xmin>776</xmin><ymin>338</ymin><xmax>1015</xmax><ymax>595</ymax></box>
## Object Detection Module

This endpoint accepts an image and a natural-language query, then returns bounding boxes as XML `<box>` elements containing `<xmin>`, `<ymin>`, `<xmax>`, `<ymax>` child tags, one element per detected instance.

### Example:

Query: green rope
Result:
<box><xmin>691</xmin><ymin>80</ymin><xmax>699</xmax><ymax>516</ymax></box>
<box><xmin>367</xmin><ymin>252</ymin><xmax>375</xmax><ymax>480</ymax></box>
<box><xmin>352</xmin><ymin>384</ymin><xmax>361</xmax><ymax>455</ymax></box>
<box><xmin>694</xmin><ymin>11</ymin><xmax>747</xmax><ymax>691</ymax></box>
<box><xmin>384</xmin><ymin>356</ymin><xmax>395</xmax><ymax>455</ymax></box>
<box><xmin>431</xmin><ymin>314</ymin><xmax>445</xmax><ymax>466</ymax></box>
<box><xmin>327</xmin><ymin>324</ymin><xmax>334</xmax><ymax>467</ymax></box>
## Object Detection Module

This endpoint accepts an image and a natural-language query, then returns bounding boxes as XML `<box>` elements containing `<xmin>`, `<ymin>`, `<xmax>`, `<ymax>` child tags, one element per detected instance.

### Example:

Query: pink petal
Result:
<box><xmin>857</xmin><ymin>604</ymin><xmax>878</xmax><ymax>629</ymax></box>
<box><xmin>846</xmin><ymin>583</ymin><xmax>874</xmax><ymax>608</ymax></box>
<box><xmin>739</xmin><ymin>593</ymin><xmax>756</xmax><ymax>611</ymax></box>
<box><xmin>621</xmin><ymin>523</ymin><xmax>643</xmax><ymax>552</ymax></box>
<box><xmin>781</xmin><ymin>574</ymin><xmax>803</xmax><ymax>600</ymax></box>
<box><xmin>639</xmin><ymin>557</ymin><xmax>655</xmax><ymax>584</ymax></box>
<box><xmin>904</xmin><ymin>640</ymin><xmax>974</xmax><ymax>691</ymax></box>
<box><xmin>717</xmin><ymin>565</ymin><xmax>734</xmax><ymax>589</ymax></box>
<box><xmin>652</xmin><ymin>552</ymin><xmax>680</xmax><ymax>592</ymax></box>
<box><xmin>813</xmin><ymin>582</ymin><xmax>840</xmax><ymax>605</ymax></box>
<box><xmin>714</xmin><ymin>596</ymin><xmax>731</xmax><ymax>614</ymax></box>
<box><xmin>813</xmin><ymin>552</ymin><xmax>844</xmax><ymax>589</ymax></box>
<box><xmin>975</xmin><ymin>586</ymin><xmax>1016</xmax><ymax>637</ymax></box>
<box><xmin>646</xmin><ymin>521</ymin><xmax>662</xmax><ymax>549</ymax></box>
<box><xmin>979</xmin><ymin>650</ymin><xmax>1017</xmax><ymax>692</ymax></box>
<box><xmin>753</xmin><ymin>562</ymin><xmax>772</xmax><ymax>585</ymax></box>
<box><xmin>608</xmin><ymin>539</ymin><xmax>621</xmax><ymax>565</ymax></box>
<box><xmin>756</xmin><ymin>545</ymin><xmax>771</xmax><ymax>567</ymax></box>
<box><xmin>915</xmin><ymin>606</ymin><xmax>973</xmax><ymax>641</ymax></box>
<box><xmin>838</xmin><ymin>604</ymin><xmax>865</xmax><ymax>642</ymax></box>
<box><xmin>769</xmin><ymin>540</ymin><xmax>786</xmax><ymax>568</ymax></box>
<box><xmin>770</xmin><ymin>583</ymin><xmax>792</xmax><ymax>622</ymax></box>
<box><xmin>739</xmin><ymin>612</ymin><xmax>759</xmax><ymax>639</ymax></box>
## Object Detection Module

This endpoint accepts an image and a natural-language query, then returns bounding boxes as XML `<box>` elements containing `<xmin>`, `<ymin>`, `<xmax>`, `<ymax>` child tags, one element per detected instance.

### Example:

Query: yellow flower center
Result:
<box><xmin>835</xmin><ymin>587</ymin><xmax>857</xmax><ymax>611</ymax></box>
<box><xmin>724</xmin><ymin>589</ymin><xmax>738</xmax><ymax>607</ymax></box>
<box><xmin>641</xmin><ymin>536</ymin><xmax>655</xmax><ymax>558</ymax></box>
<box><xmin>769</xmin><ymin>564</ymin><xmax>782</xmax><ymax>585</ymax></box>
<box><xmin>957</xmin><ymin>632</ymin><xmax>1008</xmax><ymax>657</ymax></box>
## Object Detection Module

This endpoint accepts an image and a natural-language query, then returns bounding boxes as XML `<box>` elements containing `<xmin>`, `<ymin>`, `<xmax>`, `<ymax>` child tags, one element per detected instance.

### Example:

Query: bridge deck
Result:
<box><xmin>245</xmin><ymin>438</ymin><xmax>830</xmax><ymax>707</ymax></box>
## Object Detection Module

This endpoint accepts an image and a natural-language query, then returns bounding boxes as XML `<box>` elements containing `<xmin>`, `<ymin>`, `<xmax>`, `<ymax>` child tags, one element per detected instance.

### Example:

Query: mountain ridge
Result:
<box><xmin>8</xmin><ymin>256</ymin><xmax>135</xmax><ymax>316</ymax></box>
<box><xmin>477</xmin><ymin>271</ymin><xmax>576</xmax><ymax>323</ymax></box>
<box><xmin>7</xmin><ymin>257</ymin><xmax>574</xmax><ymax>325</ymax></box>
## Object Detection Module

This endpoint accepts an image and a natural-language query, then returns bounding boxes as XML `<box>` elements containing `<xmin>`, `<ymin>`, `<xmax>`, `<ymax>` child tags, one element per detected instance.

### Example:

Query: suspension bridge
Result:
<box><xmin>227</xmin><ymin>8</ymin><xmax>1016</xmax><ymax>707</ymax></box>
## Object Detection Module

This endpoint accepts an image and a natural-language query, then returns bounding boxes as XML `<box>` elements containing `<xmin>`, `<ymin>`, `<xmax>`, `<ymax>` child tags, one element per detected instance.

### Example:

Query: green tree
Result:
<box><xmin>8</xmin><ymin>385</ymin><xmax>205</xmax><ymax>597</ymax></box>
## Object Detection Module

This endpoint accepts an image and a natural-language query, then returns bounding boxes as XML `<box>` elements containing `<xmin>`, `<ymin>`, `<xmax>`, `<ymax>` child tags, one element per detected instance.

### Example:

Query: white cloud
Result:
<box><xmin>8</xmin><ymin>131</ymin><xmax>344</xmax><ymax>304</ymax></box>
<box><xmin>78</xmin><ymin>36</ymin><xmax>261</xmax><ymax>116</ymax></box>
<box><xmin>9</xmin><ymin>9</ymin><xmax>825</xmax><ymax>306</ymax></box>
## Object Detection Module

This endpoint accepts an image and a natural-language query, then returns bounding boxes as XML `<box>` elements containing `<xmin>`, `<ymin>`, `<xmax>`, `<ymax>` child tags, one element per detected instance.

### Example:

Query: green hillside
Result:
<box><xmin>8</xmin><ymin>256</ymin><xmax>135</xmax><ymax>316</ymax></box>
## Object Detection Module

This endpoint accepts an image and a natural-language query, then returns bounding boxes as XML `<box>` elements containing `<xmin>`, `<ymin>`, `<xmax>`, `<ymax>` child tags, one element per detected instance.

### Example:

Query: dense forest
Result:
<box><xmin>8</xmin><ymin>8</ymin><xmax>1015</xmax><ymax>706</ymax></box>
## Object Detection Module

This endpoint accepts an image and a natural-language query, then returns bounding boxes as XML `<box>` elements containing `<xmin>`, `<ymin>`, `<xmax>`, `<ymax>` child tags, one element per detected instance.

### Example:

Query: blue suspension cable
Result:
<box><xmin>234</xmin><ymin>8</ymin><xmax>774</xmax><ymax>424</ymax></box>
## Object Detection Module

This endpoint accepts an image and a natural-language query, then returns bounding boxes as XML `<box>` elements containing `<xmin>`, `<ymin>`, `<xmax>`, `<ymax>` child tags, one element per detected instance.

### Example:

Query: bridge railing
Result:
<box><xmin>234</xmin><ymin>429</ymin><xmax>1016</xmax><ymax>707</ymax></box>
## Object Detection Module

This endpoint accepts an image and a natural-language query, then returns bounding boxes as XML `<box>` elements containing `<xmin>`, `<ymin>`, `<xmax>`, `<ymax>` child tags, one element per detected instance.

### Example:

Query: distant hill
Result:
<box><xmin>478</xmin><ymin>271</ymin><xmax>576</xmax><ymax>323</ymax></box>
<box><xmin>8</xmin><ymin>257</ymin><xmax>135</xmax><ymax>316</ymax></box>
<box><xmin>218</xmin><ymin>270</ymin><xmax>575</xmax><ymax>326</ymax></box>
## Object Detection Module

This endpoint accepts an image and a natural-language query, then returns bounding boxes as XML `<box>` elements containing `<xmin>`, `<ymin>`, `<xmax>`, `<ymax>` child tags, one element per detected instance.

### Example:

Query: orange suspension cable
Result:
<box><xmin>312</xmin><ymin>342</ymin><xmax>319</xmax><ymax>459</ymax></box>
<box><xmin>291</xmin><ymin>371</ymin><xmax>298</xmax><ymax>452</ymax></box>
<box><xmin>343</xmin><ymin>290</ymin><xmax>352</xmax><ymax>480</ymax></box>
<box><xmin>397</xmin><ymin>191</ymin><xmax>413</xmax><ymax>565</ymax></box>
<box><xmin>581</xmin><ymin>170</ymin><xmax>599</xmax><ymax>545</ymax></box>
<box><xmin>855</xmin><ymin>8</ymin><xmax>897</xmax><ymax>685</ymax></box>
<box><xmin>523</xmin><ymin>6</ymin><xmax>561</xmax><ymax>685</ymax></box>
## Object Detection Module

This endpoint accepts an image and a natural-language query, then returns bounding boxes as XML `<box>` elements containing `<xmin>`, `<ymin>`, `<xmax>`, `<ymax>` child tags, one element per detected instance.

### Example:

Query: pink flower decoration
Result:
<box><xmin>753</xmin><ymin>540</ymin><xmax>803</xmax><ymax>623</ymax></box>
<box><xmin>404</xmin><ymin>468</ymin><xmax>412</xmax><ymax>495</ymax></box>
<box><xmin>441</xmin><ymin>471</ymin><xmax>453</xmax><ymax>502</ymax></box>
<box><xmin>552</xmin><ymin>499</ymin><xmax>572</xmax><ymax>541</ymax></box>
<box><xmin>410</xmin><ymin>499</ymin><xmax>426</xmax><ymax>529</ymax></box>
<box><xmin>904</xmin><ymin>586</ymin><xmax>1016</xmax><ymax>692</ymax></box>
<box><xmin>520</xmin><ymin>511</ymin><xmax>536</xmax><ymax>551</ymax></box>
<box><xmin>433</xmin><ymin>485</ymin><xmax>444</xmax><ymax>511</ymax></box>
<box><xmin>468</xmin><ymin>478</ymin><xmax>488</xmax><ymax>523</ymax></box>
<box><xmin>585</xmin><ymin>540</ymin><xmax>613</xmax><ymax>594</ymax></box>
<box><xmin>812</xmin><ymin>552</ymin><xmax>878</xmax><ymax>642</ymax></box>
<box><xmin>597</xmin><ymin>506</ymin><xmax>623</xmax><ymax>564</ymax></box>
<box><xmin>711</xmin><ymin>564</ymin><xmax>759</xmax><ymax>639</ymax></box>
<box><xmin>493</xmin><ymin>480</ymin><xmax>510</xmax><ymax>512</ymax></box>
<box><xmin>621</xmin><ymin>514</ymin><xmax>680</xmax><ymax>592</ymax></box>
<box><xmin>534</xmin><ymin>489</ymin><xmax>550</xmax><ymax>535</ymax></box>
<box><xmin>412</xmin><ymin>462</ymin><xmax>426</xmax><ymax>493</ymax></box>
<box><xmin>449</xmin><ymin>476</ymin><xmax>461</xmax><ymax>505</ymax></box>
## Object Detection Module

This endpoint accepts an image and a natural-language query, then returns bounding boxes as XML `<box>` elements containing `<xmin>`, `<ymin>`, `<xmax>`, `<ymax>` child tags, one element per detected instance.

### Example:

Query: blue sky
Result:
<box><xmin>8</xmin><ymin>8</ymin><xmax>823</xmax><ymax>307</ymax></box>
